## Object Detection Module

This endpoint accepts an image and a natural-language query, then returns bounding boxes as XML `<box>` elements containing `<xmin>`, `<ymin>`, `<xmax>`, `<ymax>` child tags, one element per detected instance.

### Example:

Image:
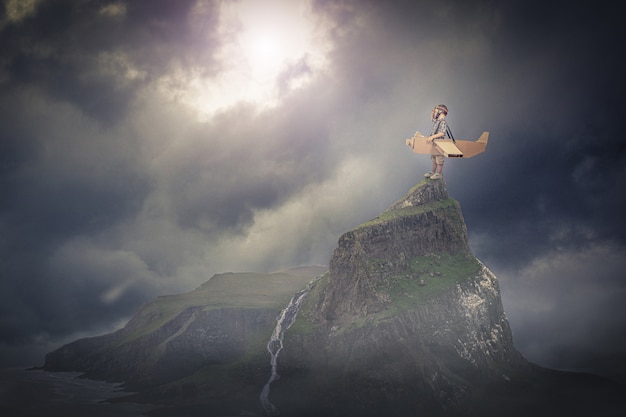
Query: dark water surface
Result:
<box><xmin>0</xmin><ymin>368</ymin><xmax>155</xmax><ymax>417</ymax></box>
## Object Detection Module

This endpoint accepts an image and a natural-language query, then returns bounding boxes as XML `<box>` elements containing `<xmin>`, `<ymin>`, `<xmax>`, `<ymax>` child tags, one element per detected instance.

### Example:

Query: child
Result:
<box><xmin>424</xmin><ymin>104</ymin><xmax>448</xmax><ymax>180</ymax></box>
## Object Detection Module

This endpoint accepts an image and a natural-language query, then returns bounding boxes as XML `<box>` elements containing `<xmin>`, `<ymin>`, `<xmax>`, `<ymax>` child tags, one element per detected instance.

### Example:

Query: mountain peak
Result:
<box><xmin>320</xmin><ymin>180</ymin><xmax>472</xmax><ymax>320</ymax></box>
<box><xmin>275</xmin><ymin>181</ymin><xmax>533</xmax><ymax>416</ymax></box>
<box><xmin>384</xmin><ymin>178</ymin><xmax>450</xmax><ymax>213</ymax></box>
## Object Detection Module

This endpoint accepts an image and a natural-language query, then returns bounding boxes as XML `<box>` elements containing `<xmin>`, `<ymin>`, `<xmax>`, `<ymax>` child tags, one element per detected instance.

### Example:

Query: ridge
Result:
<box><xmin>319</xmin><ymin>180</ymin><xmax>472</xmax><ymax>320</ymax></box>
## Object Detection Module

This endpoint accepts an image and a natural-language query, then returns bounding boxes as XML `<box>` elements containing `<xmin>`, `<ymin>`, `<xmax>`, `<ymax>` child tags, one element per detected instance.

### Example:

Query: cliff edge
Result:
<box><xmin>273</xmin><ymin>180</ymin><xmax>529</xmax><ymax>416</ymax></box>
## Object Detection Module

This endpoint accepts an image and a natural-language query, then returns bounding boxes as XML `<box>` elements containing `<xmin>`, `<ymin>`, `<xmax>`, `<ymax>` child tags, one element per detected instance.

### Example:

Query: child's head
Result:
<box><xmin>431</xmin><ymin>104</ymin><xmax>448</xmax><ymax>121</ymax></box>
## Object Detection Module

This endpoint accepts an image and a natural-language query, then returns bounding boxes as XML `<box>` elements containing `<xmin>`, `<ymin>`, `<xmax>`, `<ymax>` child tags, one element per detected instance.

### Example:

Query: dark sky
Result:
<box><xmin>1</xmin><ymin>0</ymin><xmax>625</xmax><ymax>380</ymax></box>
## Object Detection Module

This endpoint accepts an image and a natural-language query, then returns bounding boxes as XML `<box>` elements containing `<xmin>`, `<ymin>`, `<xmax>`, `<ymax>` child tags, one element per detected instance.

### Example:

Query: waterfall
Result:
<box><xmin>259</xmin><ymin>284</ymin><xmax>311</xmax><ymax>416</ymax></box>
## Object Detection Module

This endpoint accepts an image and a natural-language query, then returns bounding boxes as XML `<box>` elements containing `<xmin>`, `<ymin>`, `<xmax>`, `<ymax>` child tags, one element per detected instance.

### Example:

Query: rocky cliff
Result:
<box><xmin>43</xmin><ymin>181</ymin><xmax>625</xmax><ymax>417</ymax></box>
<box><xmin>44</xmin><ymin>268</ymin><xmax>325</xmax><ymax>392</ymax></box>
<box><xmin>271</xmin><ymin>180</ymin><xmax>528</xmax><ymax>416</ymax></box>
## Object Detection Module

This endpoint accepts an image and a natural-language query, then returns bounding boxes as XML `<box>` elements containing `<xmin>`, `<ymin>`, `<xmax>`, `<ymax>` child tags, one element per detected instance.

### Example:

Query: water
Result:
<box><xmin>0</xmin><ymin>367</ymin><xmax>155</xmax><ymax>417</ymax></box>
<box><xmin>259</xmin><ymin>286</ymin><xmax>311</xmax><ymax>416</ymax></box>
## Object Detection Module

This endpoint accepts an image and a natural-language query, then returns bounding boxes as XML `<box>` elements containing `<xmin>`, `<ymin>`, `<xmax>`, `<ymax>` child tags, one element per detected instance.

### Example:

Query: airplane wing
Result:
<box><xmin>436</xmin><ymin>141</ymin><xmax>464</xmax><ymax>157</ymax></box>
<box><xmin>405</xmin><ymin>131</ymin><xmax>489</xmax><ymax>158</ymax></box>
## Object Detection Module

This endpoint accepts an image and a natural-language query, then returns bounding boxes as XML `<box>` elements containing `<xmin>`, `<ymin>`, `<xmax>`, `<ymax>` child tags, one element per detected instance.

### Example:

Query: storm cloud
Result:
<box><xmin>0</xmin><ymin>0</ymin><xmax>624</xmax><ymax>382</ymax></box>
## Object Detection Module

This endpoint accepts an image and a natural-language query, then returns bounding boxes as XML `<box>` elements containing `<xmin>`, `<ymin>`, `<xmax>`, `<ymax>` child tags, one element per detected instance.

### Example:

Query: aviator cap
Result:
<box><xmin>434</xmin><ymin>104</ymin><xmax>448</xmax><ymax>114</ymax></box>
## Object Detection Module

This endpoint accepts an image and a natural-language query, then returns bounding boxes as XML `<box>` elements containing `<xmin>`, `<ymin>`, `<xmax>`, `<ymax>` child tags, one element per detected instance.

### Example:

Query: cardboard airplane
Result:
<box><xmin>405</xmin><ymin>131</ymin><xmax>489</xmax><ymax>158</ymax></box>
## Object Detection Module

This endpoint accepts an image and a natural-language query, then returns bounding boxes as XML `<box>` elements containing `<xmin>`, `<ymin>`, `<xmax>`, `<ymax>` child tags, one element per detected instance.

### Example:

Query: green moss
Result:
<box><xmin>356</xmin><ymin>197</ymin><xmax>458</xmax><ymax>229</ymax></box>
<box><xmin>388</xmin><ymin>253</ymin><xmax>481</xmax><ymax>308</ymax></box>
<box><xmin>287</xmin><ymin>273</ymin><xmax>329</xmax><ymax>335</ymax></box>
<box><xmin>288</xmin><ymin>254</ymin><xmax>482</xmax><ymax>337</ymax></box>
<box><xmin>345</xmin><ymin>254</ymin><xmax>481</xmax><ymax>330</ymax></box>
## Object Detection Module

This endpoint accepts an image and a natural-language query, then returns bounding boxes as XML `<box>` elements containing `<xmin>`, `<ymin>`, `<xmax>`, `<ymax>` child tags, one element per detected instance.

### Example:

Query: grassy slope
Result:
<box><xmin>357</xmin><ymin>197</ymin><xmax>458</xmax><ymax>230</ymax></box>
<box><xmin>117</xmin><ymin>268</ymin><xmax>325</xmax><ymax>345</ymax></box>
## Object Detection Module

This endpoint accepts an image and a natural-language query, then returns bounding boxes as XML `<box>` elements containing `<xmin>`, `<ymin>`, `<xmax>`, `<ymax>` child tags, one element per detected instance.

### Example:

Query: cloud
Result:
<box><xmin>0</xmin><ymin>0</ymin><xmax>624</xmax><ymax>375</ymax></box>
<box><xmin>98</xmin><ymin>3</ymin><xmax>126</xmax><ymax>19</ymax></box>
<box><xmin>496</xmin><ymin>243</ymin><xmax>626</xmax><ymax>378</ymax></box>
<box><xmin>207</xmin><ymin>154</ymin><xmax>389</xmax><ymax>273</ymax></box>
<box><xmin>47</xmin><ymin>237</ymin><xmax>156</xmax><ymax>305</ymax></box>
<box><xmin>0</xmin><ymin>0</ymin><xmax>222</xmax><ymax>123</ymax></box>
<box><xmin>3</xmin><ymin>0</ymin><xmax>42</xmax><ymax>24</ymax></box>
<box><xmin>0</xmin><ymin>87</ymin><xmax>148</xmax><ymax>241</ymax></box>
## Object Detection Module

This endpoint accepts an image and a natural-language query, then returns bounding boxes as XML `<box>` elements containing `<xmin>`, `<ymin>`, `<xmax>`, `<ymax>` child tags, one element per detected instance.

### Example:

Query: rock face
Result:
<box><xmin>46</xmin><ymin>306</ymin><xmax>277</xmax><ymax>385</ymax></box>
<box><xmin>272</xmin><ymin>180</ymin><xmax>528</xmax><ymax>416</ymax></box>
<box><xmin>321</xmin><ymin>180</ymin><xmax>473</xmax><ymax>320</ymax></box>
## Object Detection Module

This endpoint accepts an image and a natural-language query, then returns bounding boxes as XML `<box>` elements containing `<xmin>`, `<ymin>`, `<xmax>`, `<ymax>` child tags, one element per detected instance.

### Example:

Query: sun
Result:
<box><xmin>167</xmin><ymin>0</ymin><xmax>329</xmax><ymax>119</ymax></box>
<box><xmin>249</xmin><ymin>34</ymin><xmax>281</xmax><ymax>63</ymax></box>
<box><xmin>233</xmin><ymin>0</ymin><xmax>318</xmax><ymax>84</ymax></box>
<box><xmin>241</xmin><ymin>30</ymin><xmax>286</xmax><ymax>80</ymax></box>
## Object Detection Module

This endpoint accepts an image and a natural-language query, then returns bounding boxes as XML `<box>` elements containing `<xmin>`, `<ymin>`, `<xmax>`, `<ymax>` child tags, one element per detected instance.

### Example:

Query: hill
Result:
<box><xmin>43</xmin><ymin>181</ymin><xmax>626</xmax><ymax>417</ymax></box>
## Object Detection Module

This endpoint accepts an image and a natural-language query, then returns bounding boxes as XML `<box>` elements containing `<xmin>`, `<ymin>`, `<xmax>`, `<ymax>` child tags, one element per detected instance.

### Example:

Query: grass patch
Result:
<box><xmin>356</xmin><ymin>198</ymin><xmax>458</xmax><ymax>229</ymax></box>
<box><xmin>388</xmin><ymin>253</ymin><xmax>481</xmax><ymax>308</ymax></box>
<box><xmin>286</xmin><ymin>273</ymin><xmax>329</xmax><ymax>335</ymax></box>
<box><xmin>347</xmin><ymin>253</ymin><xmax>481</xmax><ymax>329</ymax></box>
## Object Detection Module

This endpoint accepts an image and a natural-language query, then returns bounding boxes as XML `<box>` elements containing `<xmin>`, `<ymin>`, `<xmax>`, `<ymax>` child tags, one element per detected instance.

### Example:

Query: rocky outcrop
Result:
<box><xmin>320</xmin><ymin>180</ymin><xmax>472</xmax><ymax>320</ymax></box>
<box><xmin>274</xmin><ymin>180</ymin><xmax>528</xmax><ymax>416</ymax></box>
